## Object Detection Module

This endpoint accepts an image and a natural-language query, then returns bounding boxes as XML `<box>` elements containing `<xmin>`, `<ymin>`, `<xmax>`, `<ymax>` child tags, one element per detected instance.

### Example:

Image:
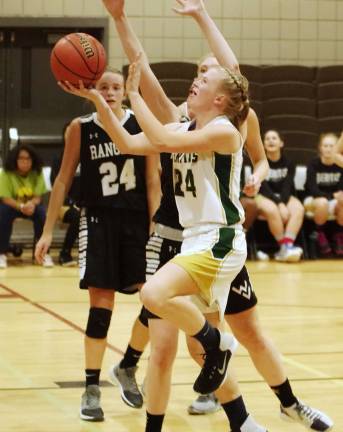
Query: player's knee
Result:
<box><xmin>150</xmin><ymin>343</ymin><xmax>177</xmax><ymax>370</ymax></box>
<box><xmin>140</xmin><ymin>283</ymin><xmax>161</xmax><ymax>313</ymax></box>
<box><xmin>85</xmin><ymin>307</ymin><xmax>112</xmax><ymax>339</ymax></box>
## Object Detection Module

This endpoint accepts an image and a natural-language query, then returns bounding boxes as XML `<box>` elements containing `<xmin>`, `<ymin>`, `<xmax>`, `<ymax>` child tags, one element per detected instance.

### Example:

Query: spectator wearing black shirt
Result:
<box><xmin>256</xmin><ymin>130</ymin><xmax>304</xmax><ymax>262</ymax></box>
<box><xmin>304</xmin><ymin>133</ymin><xmax>343</xmax><ymax>256</ymax></box>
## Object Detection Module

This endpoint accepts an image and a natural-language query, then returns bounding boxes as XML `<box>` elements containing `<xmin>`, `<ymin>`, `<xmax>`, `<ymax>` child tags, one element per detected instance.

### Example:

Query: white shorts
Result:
<box><xmin>171</xmin><ymin>225</ymin><xmax>247</xmax><ymax>320</ymax></box>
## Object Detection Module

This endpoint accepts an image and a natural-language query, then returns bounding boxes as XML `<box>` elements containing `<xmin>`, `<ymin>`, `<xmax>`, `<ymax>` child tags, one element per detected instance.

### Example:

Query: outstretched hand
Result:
<box><xmin>102</xmin><ymin>0</ymin><xmax>125</xmax><ymax>19</ymax></box>
<box><xmin>173</xmin><ymin>0</ymin><xmax>205</xmax><ymax>16</ymax></box>
<box><xmin>58</xmin><ymin>80</ymin><xmax>101</xmax><ymax>103</ymax></box>
<box><xmin>126</xmin><ymin>53</ymin><xmax>142</xmax><ymax>95</ymax></box>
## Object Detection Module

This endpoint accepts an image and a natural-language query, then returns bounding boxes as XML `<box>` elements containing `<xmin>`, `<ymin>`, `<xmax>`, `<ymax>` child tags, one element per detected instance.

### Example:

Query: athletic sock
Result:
<box><xmin>120</xmin><ymin>344</ymin><xmax>143</xmax><ymax>368</ymax></box>
<box><xmin>222</xmin><ymin>396</ymin><xmax>249</xmax><ymax>431</ymax></box>
<box><xmin>192</xmin><ymin>321</ymin><xmax>220</xmax><ymax>352</ymax></box>
<box><xmin>85</xmin><ymin>369</ymin><xmax>100</xmax><ymax>387</ymax></box>
<box><xmin>145</xmin><ymin>412</ymin><xmax>165</xmax><ymax>432</ymax></box>
<box><xmin>271</xmin><ymin>378</ymin><xmax>297</xmax><ymax>407</ymax></box>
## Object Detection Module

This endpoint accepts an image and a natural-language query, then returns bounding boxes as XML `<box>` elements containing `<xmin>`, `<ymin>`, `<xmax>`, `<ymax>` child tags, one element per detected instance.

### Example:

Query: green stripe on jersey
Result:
<box><xmin>212</xmin><ymin>227</ymin><xmax>235</xmax><ymax>259</ymax></box>
<box><xmin>214</xmin><ymin>153</ymin><xmax>241</xmax><ymax>225</ymax></box>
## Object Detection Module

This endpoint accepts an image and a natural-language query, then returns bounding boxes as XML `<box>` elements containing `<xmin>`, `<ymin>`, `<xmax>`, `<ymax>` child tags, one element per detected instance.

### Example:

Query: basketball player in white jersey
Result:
<box><xmin>103</xmin><ymin>2</ymin><xmax>333</xmax><ymax>432</ymax></box>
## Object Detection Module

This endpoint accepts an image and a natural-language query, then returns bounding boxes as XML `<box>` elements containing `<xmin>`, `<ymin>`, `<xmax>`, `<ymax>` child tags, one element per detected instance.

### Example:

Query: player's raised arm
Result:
<box><xmin>173</xmin><ymin>0</ymin><xmax>239</xmax><ymax>73</ymax></box>
<box><xmin>102</xmin><ymin>0</ymin><xmax>180</xmax><ymax>124</ymax></box>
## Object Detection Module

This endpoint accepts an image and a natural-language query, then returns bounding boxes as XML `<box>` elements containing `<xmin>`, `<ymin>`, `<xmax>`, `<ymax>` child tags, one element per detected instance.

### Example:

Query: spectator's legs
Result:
<box><xmin>256</xmin><ymin>196</ymin><xmax>283</xmax><ymax>241</ymax></box>
<box><xmin>285</xmin><ymin>196</ymin><xmax>305</xmax><ymax>239</ymax></box>
<box><xmin>0</xmin><ymin>203</ymin><xmax>20</xmax><ymax>253</ymax></box>
<box><xmin>30</xmin><ymin>204</ymin><xmax>46</xmax><ymax>240</ymax></box>
<box><xmin>240</xmin><ymin>196</ymin><xmax>258</xmax><ymax>231</ymax></box>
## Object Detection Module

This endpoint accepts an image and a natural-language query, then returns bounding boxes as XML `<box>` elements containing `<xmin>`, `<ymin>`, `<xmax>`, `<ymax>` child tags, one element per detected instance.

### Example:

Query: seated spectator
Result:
<box><xmin>256</xmin><ymin>130</ymin><xmax>304</xmax><ymax>262</ymax></box>
<box><xmin>304</xmin><ymin>133</ymin><xmax>343</xmax><ymax>256</ymax></box>
<box><xmin>50</xmin><ymin>124</ymin><xmax>80</xmax><ymax>266</ymax></box>
<box><xmin>0</xmin><ymin>144</ymin><xmax>53</xmax><ymax>268</ymax></box>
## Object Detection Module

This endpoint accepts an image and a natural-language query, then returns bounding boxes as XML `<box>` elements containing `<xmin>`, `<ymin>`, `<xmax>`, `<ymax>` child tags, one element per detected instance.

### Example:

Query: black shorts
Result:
<box><xmin>225</xmin><ymin>265</ymin><xmax>258</xmax><ymax>315</ymax></box>
<box><xmin>79</xmin><ymin>207</ymin><xmax>148</xmax><ymax>294</ymax></box>
<box><xmin>146</xmin><ymin>231</ymin><xmax>182</xmax><ymax>279</ymax></box>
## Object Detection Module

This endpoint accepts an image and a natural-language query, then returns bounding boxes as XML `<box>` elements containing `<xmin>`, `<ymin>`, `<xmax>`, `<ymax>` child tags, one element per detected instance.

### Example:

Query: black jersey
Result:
<box><xmin>153</xmin><ymin>153</ymin><xmax>182</xmax><ymax>229</ymax></box>
<box><xmin>78</xmin><ymin>110</ymin><xmax>147</xmax><ymax>212</ymax></box>
<box><xmin>305</xmin><ymin>157</ymin><xmax>343</xmax><ymax>199</ymax></box>
<box><xmin>260</xmin><ymin>155</ymin><xmax>295</xmax><ymax>204</ymax></box>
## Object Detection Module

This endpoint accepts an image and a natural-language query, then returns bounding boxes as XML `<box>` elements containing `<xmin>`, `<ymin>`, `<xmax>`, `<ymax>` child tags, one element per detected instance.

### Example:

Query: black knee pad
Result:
<box><xmin>85</xmin><ymin>307</ymin><xmax>112</xmax><ymax>339</ymax></box>
<box><xmin>138</xmin><ymin>306</ymin><xmax>149</xmax><ymax>327</ymax></box>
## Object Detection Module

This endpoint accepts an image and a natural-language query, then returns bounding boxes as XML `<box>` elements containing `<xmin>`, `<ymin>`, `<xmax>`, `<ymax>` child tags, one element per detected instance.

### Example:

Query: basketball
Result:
<box><xmin>50</xmin><ymin>32</ymin><xmax>107</xmax><ymax>86</ymax></box>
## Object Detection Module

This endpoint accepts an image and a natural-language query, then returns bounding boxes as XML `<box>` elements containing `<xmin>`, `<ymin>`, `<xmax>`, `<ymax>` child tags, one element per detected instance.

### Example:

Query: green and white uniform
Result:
<box><xmin>170</xmin><ymin>115</ymin><xmax>247</xmax><ymax>319</ymax></box>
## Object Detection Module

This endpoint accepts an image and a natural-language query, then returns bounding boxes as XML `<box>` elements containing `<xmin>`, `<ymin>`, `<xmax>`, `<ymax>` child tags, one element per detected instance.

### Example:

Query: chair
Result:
<box><xmin>283</xmin><ymin>146</ymin><xmax>317</xmax><ymax>165</ymax></box>
<box><xmin>318</xmin><ymin>100</ymin><xmax>343</xmax><ymax>118</ymax></box>
<box><xmin>318</xmin><ymin>83</ymin><xmax>343</xmax><ymax>100</ymax></box>
<box><xmin>318</xmin><ymin>117</ymin><xmax>343</xmax><ymax>134</ymax></box>
<box><xmin>263</xmin><ymin>98</ymin><xmax>316</xmax><ymax>117</ymax></box>
<box><xmin>122</xmin><ymin>61</ymin><xmax>198</xmax><ymax>81</ymax></box>
<box><xmin>263</xmin><ymin>115</ymin><xmax>318</xmax><ymax>134</ymax></box>
<box><xmin>262</xmin><ymin>65</ymin><xmax>316</xmax><ymax>83</ymax></box>
<box><xmin>263</xmin><ymin>82</ymin><xmax>316</xmax><ymax>99</ymax></box>
<box><xmin>316</xmin><ymin>65</ymin><xmax>343</xmax><ymax>83</ymax></box>
<box><xmin>240</xmin><ymin>64</ymin><xmax>263</xmax><ymax>83</ymax></box>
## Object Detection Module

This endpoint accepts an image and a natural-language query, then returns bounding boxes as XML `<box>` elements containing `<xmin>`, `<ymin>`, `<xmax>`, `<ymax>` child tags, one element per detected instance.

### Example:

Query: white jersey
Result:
<box><xmin>172</xmin><ymin>115</ymin><xmax>244</xmax><ymax>233</ymax></box>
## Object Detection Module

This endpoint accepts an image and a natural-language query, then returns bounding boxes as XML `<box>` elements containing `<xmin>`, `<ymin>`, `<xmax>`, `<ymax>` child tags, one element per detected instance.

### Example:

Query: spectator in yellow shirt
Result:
<box><xmin>0</xmin><ymin>144</ymin><xmax>52</xmax><ymax>268</ymax></box>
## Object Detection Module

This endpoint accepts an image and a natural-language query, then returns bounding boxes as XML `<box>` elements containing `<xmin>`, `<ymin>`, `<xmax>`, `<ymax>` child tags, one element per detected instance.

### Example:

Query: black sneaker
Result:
<box><xmin>193</xmin><ymin>333</ymin><xmax>238</xmax><ymax>395</ymax></box>
<box><xmin>280</xmin><ymin>400</ymin><xmax>333</xmax><ymax>431</ymax></box>
<box><xmin>58</xmin><ymin>250</ymin><xmax>77</xmax><ymax>267</ymax></box>
<box><xmin>80</xmin><ymin>384</ymin><xmax>104</xmax><ymax>422</ymax></box>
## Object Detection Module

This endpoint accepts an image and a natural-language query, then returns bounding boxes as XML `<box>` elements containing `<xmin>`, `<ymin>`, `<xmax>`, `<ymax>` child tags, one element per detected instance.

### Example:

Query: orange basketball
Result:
<box><xmin>50</xmin><ymin>33</ymin><xmax>107</xmax><ymax>86</ymax></box>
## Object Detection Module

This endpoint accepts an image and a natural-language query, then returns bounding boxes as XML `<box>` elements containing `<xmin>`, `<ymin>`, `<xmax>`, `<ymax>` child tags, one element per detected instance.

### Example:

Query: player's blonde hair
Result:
<box><xmin>219</xmin><ymin>67</ymin><xmax>250</xmax><ymax>128</ymax></box>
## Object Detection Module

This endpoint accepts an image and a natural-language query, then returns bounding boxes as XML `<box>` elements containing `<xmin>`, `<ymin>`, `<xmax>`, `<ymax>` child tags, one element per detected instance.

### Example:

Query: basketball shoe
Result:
<box><xmin>80</xmin><ymin>384</ymin><xmax>104</xmax><ymax>422</ymax></box>
<box><xmin>193</xmin><ymin>333</ymin><xmax>238</xmax><ymax>394</ymax></box>
<box><xmin>188</xmin><ymin>393</ymin><xmax>221</xmax><ymax>415</ymax></box>
<box><xmin>280</xmin><ymin>400</ymin><xmax>333</xmax><ymax>431</ymax></box>
<box><xmin>109</xmin><ymin>363</ymin><xmax>143</xmax><ymax>408</ymax></box>
<box><xmin>231</xmin><ymin>414</ymin><xmax>268</xmax><ymax>431</ymax></box>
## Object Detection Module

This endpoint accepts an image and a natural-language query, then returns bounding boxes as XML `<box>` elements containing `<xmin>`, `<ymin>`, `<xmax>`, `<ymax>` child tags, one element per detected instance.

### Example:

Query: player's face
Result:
<box><xmin>319</xmin><ymin>135</ymin><xmax>337</xmax><ymax>159</ymax></box>
<box><xmin>197</xmin><ymin>56</ymin><xmax>219</xmax><ymax>77</ymax></box>
<box><xmin>17</xmin><ymin>150</ymin><xmax>32</xmax><ymax>175</ymax></box>
<box><xmin>96</xmin><ymin>71</ymin><xmax>125</xmax><ymax>110</ymax></box>
<box><xmin>187</xmin><ymin>67</ymin><xmax>226</xmax><ymax>114</ymax></box>
<box><xmin>263</xmin><ymin>130</ymin><xmax>283</xmax><ymax>154</ymax></box>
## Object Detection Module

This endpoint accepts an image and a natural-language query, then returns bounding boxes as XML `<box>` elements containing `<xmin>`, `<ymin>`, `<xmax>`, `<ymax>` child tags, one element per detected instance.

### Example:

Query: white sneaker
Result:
<box><xmin>0</xmin><ymin>254</ymin><xmax>7</xmax><ymax>269</ymax></box>
<box><xmin>275</xmin><ymin>244</ymin><xmax>303</xmax><ymax>262</ymax></box>
<box><xmin>281</xmin><ymin>400</ymin><xmax>333</xmax><ymax>431</ymax></box>
<box><xmin>256</xmin><ymin>250</ymin><xmax>269</xmax><ymax>261</ymax></box>
<box><xmin>240</xmin><ymin>414</ymin><xmax>268</xmax><ymax>431</ymax></box>
<box><xmin>42</xmin><ymin>254</ymin><xmax>54</xmax><ymax>268</ymax></box>
<box><xmin>188</xmin><ymin>393</ymin><xmax>221</xmax><ymax>415</ymax></box>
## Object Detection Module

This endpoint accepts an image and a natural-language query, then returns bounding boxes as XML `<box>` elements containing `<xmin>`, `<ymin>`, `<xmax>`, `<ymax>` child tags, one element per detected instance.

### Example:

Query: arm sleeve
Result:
<box><xmin>280</xmin><ymin>161</ymin><xmax>295</xmax><ymax>203</ymax></box>
<box><xmin>259</xmin><ymin>180</ymin><xmax>282</xmax><ymax>204</ymax></box>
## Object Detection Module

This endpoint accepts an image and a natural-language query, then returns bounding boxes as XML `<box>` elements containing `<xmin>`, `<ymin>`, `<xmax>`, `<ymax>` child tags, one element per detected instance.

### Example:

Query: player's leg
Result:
<box><xmin>109</xmin><ymin>208</ymin><xmax>150</xmax><ymax>408</ymax></box>
<box><xmin>144</xmin><ymin>317</ymin><xmax>179</xmax><ymax>432</ymax></box>
<box><xmin>226</xmin><ymin>267</ymin><xmax>333</xmax><ymax>431</ymax></box>
<box><xmin>81</xmin><ymin>287</ymin><xmax>114</xmax><ymax>422</ymax></box>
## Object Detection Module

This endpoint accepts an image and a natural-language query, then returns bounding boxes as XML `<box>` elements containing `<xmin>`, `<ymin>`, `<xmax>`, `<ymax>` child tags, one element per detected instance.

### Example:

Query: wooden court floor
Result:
<box><xmin>0</xmin><ymin>256</ymin><xmax>342</xmax><ymax>431</ymax></box>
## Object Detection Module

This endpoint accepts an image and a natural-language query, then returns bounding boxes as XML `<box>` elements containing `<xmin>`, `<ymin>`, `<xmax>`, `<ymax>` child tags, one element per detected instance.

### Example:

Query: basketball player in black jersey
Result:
<box><xmin>35</xmin><ymin>67</ymin><xmax>161</xmax><ymax>421</ymax></box>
